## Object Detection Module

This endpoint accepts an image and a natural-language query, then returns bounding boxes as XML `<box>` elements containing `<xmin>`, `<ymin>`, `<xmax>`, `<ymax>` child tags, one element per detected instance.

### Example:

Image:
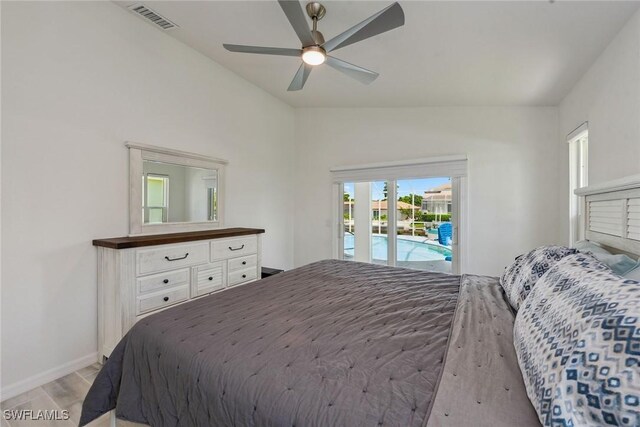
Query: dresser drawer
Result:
<box><xmin>136</xmin><ymin>243</ymin><xmax>209</xmax><ymax>276</ymax></box>
<box><xmin>194</xmin><ymin>262</ymin><xmax>226</xmax><ymax>297</ymax></box>
<box><xmin>211</xmin><ymin>236</ymin><xmax>257</xmax><ymax>261</ymax></box>
<box><xmin>137</xmin><ymin>285</ymin><xmax>189</xmax><ymax>315</ymax></box>
<box><xmin>137</xmin><ymin>269</ymin><xmax>189</xmax><ymax>295</ymax></box>
<box><xmin>228</xmin><ymin>267</ymin><xmax>258</xmax><ymax>287</ymax></box>
<box><xmin>228</xmin><ymin>254</ymin><xmax>258</xmax><ymax>272</ymax></box>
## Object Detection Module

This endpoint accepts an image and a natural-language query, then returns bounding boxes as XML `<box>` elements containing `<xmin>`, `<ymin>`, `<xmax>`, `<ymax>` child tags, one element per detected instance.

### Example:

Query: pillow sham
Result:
<box><xmin>514</xmin><ymin>253</ymin><xmax>640</xmax><ymax>427</ymax></box>
<box><xmin>500</xmin><ymin>245</ymin><xmax>577</xmax><ymax>310</ymax></box>
<box><xmin>575</xmin><ymin>240</ymin><xmax>638</xmax><ymax>276</ymax></box>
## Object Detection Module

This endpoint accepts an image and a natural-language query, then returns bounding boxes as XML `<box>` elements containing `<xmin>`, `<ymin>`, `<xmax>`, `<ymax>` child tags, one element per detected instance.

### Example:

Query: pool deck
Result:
<box><xmin>384</xmin><ymin>259</ymin><xmax>452</xmax><ymax>274</ymax></box>
<box><xmin>345</xmin><ymin>257</ymin><xmax>452</xmax><ymax>274</ymax></box>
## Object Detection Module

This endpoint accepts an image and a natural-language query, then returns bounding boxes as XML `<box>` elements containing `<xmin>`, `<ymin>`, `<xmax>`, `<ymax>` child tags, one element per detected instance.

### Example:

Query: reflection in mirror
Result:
<box><xmin>142</xmin><ymin>160</ymin><xmax>218</xmax><ymax>224</ymax></box>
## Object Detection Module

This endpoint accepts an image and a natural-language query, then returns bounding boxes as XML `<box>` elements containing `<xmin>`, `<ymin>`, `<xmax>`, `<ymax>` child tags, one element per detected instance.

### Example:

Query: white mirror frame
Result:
<box><xmin>126</xmin><ymin>141</ymin><xmax>227</xmax><ymax>235</ymax></box>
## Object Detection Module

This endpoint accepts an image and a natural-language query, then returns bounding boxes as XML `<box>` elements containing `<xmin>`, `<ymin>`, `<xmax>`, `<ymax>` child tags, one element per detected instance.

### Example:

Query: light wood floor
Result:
<box><xmin>1</xmin><ymin>364</ymin><xmax>146</xmax><ymax>427</ymax></box>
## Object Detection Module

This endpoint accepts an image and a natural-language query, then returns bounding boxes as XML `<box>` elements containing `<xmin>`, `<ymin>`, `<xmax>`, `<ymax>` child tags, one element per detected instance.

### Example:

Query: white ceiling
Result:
<box><xmin>117</xmin><ymin>1</ymin><xmax>640</xmax><ymax>107</ymax></box>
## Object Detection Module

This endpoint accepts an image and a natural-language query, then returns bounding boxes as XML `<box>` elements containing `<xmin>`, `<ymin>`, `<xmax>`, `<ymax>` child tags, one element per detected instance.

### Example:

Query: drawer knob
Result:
<box><xmin>163</xmin><ymin>279</ymin><xmax>169</xmax><ymax>284</ymax></box>
<box><xmin>165</xmin><ymin>253</ymin><xmax>189</xmax><ymax>261</ymax></box>
<box><xmin>163</xmin><ymin>296</ymin><xmax>169</xmax><ymax>302</ymax></box>
<box><xmin>242</xmin><ymin>261</ymin><xmax>247</xmax><ymax>265</ymax></box>
<box><xmin>242</xmin><ymin>274</ymin><xmax>247</xmax><ymax>279</ymax></box>
<box><xmin>208</xmin><ymin>276</ymin><xmax>213</xmax><ymax>281</ymax></box>
<box><xmin>228</xmin><ymin>245</ymin><xmax>245</xmax><ymax>251</ymax></box>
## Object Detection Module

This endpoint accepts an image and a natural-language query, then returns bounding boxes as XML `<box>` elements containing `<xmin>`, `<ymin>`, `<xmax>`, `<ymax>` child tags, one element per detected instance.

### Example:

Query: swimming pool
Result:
<box><xmin>344</xmin><ymin>234</ymin><xmax>452</xmax><ymax>262</ymax></box>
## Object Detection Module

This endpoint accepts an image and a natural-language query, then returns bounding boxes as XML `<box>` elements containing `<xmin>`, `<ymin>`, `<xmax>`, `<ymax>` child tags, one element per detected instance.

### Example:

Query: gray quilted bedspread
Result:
<box><xmin>80</xmin><ymin>260</ymin><xmax>460</xmax><ymax>427</ymax></box>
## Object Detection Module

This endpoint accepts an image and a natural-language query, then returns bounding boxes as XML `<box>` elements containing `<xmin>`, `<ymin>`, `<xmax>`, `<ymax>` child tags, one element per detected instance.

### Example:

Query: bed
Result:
<box><xmin>80</xmin><ymin>259</ymin><xmax>538</xmax><ymax>427</ymax></box>
<box><xmin>81</xmin><ymin>175</ymin><xmax>640</xmax><ymax>427</ymax></box>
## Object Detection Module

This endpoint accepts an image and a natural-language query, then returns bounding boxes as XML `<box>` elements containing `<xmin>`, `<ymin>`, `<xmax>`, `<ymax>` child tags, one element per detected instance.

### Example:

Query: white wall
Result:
<box><xmin>293</xmin><ymin>107</ymin><xmax>562</xmax><ymax>276</ymax></box>
<box><xmin>558</xmin><ymin>9</ymin><xmax>640</xmax><ymax>243</ymax></box>
<box><xmin>1</xmin><ymin>1</ymin><xmax>294</xmax><ymax>395</ymax></box>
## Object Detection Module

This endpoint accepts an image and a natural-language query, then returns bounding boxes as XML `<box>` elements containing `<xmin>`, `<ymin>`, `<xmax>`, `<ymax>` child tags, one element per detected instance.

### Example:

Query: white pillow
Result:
<box><xmin>574</xmin><ymin>240</ymin><xmax>638</xmax><ymax>276</ymax></box>
<box><xmin>624</xmin><ymin>264</ymin><xmax>640</xmax><ymax>281</ymax></box>
<box><xmin>574</xmin><ymin>240</ymin><xmax>609</xmax><ymax>255</ymax></box>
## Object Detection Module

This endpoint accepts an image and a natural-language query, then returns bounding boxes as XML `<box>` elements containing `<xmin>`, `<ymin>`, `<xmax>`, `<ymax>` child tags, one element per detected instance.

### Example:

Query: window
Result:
<box><xmin>568</xmin><ymin>123</ymin><xmax>588</xmax><ymax>245</ymax></box>
<box><xmin>333</xmin><ymin>156</ymin><xmax>467</xmax><ymax>274</ymax></box>
<box><xmin>143</xmin><ymin>174</ymin><xmax>169</xmax><ymax>224</ymax></box>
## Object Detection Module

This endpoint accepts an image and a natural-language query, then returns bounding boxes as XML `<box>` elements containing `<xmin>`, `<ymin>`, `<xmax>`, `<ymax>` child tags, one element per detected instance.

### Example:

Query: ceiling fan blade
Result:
<box><xmin>325</xmin><ymin>56</ymin><xmax>379</xmax><ymax>85</ymax></box>
<box><xmin>278</xmin><ymin>0</ymin><xmax>316</xmax><ymax>47</ymax></box>
<box><xmin>287</xmin><ymin>62</ymin><xmax>313</xmax><ymax>91</ymax></box>
<box><xmin>322</xmin><ymin>2</ymin><xmax>404</xmax><ymax>53</ymax></box>
<box><xmin>223</xmin><ymin>44</ymin><xmax>302</xmax><ymax>57</ymax></box>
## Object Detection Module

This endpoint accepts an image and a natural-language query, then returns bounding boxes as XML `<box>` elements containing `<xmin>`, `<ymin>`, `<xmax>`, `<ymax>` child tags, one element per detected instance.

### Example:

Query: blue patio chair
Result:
<box><xmin>438</xmin><ymin>222</ymin><xmax>453</xmax><ymax>247</ymax></box>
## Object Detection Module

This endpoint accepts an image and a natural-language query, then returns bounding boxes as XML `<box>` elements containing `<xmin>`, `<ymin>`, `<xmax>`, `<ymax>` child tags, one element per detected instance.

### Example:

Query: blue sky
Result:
<box><xmin>344</xmin><ymin>177</ymin><xmax>451</xmax><ymax>200</ymax></box>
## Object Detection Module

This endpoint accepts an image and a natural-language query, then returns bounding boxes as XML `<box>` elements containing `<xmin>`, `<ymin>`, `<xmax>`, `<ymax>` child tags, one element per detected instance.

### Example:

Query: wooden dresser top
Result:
<box><xmin>93</xmin><ymin>227</ymin><xmax>265</xmax><ymax>250</ymax></box>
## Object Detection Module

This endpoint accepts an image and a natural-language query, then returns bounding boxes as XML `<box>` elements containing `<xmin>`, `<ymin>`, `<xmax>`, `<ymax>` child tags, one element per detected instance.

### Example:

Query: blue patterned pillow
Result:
<box><xmin>514</xmin><ymin>253</ymin><xmax>640</xmax><ymax>427</ymax></box>
<box><xmin>500</xmin><ymin>246</ymin><xmax>577</xmax><ymax>310</ymax></box>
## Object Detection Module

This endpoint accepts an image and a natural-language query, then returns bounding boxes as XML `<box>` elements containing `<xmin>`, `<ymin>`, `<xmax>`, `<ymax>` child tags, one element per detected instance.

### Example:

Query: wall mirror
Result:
<box><xmin>126</xmin><ymin>142</ymin><xmax>227</xmax><ymax>235</ymax></box>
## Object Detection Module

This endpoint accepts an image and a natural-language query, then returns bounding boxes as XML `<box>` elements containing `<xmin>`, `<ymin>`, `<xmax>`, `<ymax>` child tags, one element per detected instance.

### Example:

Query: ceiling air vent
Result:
<box><xmin>128</xmin><ymin>4</ymin><xmax>179</xmax><ymax>30</ymax></box>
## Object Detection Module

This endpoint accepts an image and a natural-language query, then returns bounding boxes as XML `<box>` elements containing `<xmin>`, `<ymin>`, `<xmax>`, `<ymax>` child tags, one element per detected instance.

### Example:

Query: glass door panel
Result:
<box><xmin>343</xmin><ymin>183</ymin><xmax>355</xmax><ymax>260</ymax></box>
<box><xmin>371</xmin><ymin>181</ymin><xmax>388</xmax><ymax>265</ymax></box>
<box><xmin>396</xmin><ymin>178</ymin><xmax>453</xmax><ymax>273</ymax></box>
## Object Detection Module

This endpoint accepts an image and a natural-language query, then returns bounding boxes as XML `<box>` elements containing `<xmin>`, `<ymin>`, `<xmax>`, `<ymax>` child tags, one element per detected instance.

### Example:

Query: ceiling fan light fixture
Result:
<box><xmin>302</xmin><ymin>46</ymin><xmax>326</xmax><ymax>65</ymax></box>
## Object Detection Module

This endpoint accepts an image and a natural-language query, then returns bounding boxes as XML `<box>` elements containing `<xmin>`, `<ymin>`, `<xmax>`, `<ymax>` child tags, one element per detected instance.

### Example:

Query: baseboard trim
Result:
<box><xmin>1</xmin><ymin>352</ymin><xmax>98</xmax><ymax>401</ymax></box>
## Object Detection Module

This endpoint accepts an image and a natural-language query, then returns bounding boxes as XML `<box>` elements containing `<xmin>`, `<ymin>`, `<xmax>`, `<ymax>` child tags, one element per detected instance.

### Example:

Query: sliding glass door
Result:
<box><xmin>339</xmin><ymin>177</ymin><xmax>457</xmax><ymax>274</ymax></box>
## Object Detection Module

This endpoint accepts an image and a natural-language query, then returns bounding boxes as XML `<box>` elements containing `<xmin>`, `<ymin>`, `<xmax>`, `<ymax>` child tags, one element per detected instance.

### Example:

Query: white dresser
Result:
<box><xmin>93</xmin><ymin>228</ymin><xmax>263</xmax><ymax>361</ymax></box>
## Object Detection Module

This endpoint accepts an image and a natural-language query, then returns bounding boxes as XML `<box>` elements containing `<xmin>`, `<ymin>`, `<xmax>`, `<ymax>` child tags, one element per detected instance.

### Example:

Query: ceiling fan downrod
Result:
<box><xmin>306</xmin><ymin>2</ymin><xmax>326</xmax><ymax>46</ymax></box>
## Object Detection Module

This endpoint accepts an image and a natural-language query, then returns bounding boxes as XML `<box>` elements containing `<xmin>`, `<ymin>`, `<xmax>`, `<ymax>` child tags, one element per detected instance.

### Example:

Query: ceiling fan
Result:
<box><xmin>223</xmin><ymin>1</ymin><xmax>405</xmax><ymax>91</ymax></box>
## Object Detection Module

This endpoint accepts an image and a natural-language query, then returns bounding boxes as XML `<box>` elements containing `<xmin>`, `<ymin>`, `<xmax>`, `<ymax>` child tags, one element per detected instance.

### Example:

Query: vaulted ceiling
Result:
<box><xmin>117</xmin><ymin>1</ymin><xmax>640</xmax><ymax>107</ymax></box>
